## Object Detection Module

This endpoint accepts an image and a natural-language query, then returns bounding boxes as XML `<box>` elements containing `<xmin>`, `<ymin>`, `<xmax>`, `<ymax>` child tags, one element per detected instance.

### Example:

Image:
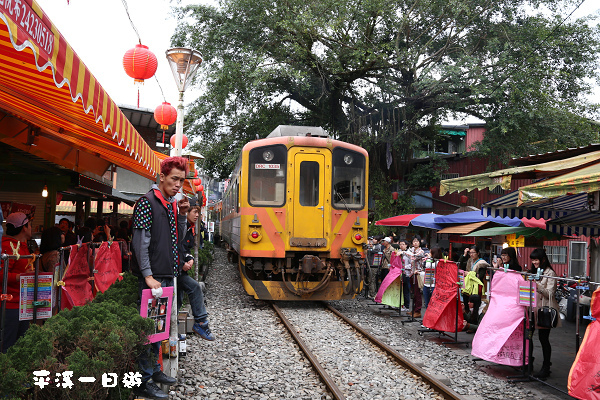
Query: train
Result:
<box><xmin>219</xmin><ymin>125</ymin><xmax>369</xmax><ymax>300</ymax></box>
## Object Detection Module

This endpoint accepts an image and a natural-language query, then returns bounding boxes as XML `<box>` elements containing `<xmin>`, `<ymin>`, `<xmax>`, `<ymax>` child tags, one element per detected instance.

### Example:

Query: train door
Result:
<box><xmin>291</xmin><ymin>150</ymin><xmax>326</xmax><ymax>244</ymax></box>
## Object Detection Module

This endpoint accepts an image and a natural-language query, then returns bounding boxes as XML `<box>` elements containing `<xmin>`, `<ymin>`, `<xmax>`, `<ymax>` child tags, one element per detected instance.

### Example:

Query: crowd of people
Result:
<box><xmin>367</xmin><ymin>233</ymin><xmax>559</xmax><ymax>380</ymax></box>
<box><xmin>0</xmin><ymin>156</ymin><xmax>213</xmax><ymax>399</ymax></box>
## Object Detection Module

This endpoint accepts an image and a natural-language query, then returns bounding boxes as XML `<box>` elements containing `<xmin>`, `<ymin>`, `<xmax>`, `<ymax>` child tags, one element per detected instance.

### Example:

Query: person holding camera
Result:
<box><xmin>529</xmin><ymin>248</ymin><xmax>561</xmax><ymax>380</ymax></box>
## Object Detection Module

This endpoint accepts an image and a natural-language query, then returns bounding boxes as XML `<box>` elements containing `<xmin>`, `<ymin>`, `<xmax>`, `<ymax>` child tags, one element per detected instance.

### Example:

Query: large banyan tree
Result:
<box><xmin>172</xmin><ymin>0</ymin><xmax>600</xmax><ymax>180</ymax></box>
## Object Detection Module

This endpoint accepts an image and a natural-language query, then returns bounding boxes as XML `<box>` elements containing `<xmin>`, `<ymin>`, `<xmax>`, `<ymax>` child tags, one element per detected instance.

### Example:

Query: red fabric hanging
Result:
<box><xmin>94</xmin><ymin>242</ymin><xmax>122</xmax><ymax>293</ymax></box>
<box><xmin>568</xmin><ymin>287</ymin><xmax>600</xmax><ymax>399</ymax></box>
<box><xmin>63</xmin><ymin>244</ymin><xmax>93</xmax><ymax>306</ymax></box>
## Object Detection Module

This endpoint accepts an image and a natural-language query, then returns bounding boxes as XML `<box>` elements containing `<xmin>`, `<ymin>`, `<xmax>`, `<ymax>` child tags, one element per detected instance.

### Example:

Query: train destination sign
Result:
<box><xmin>254</xmin><ymin>163</ymin><xmax>280</xmax><ymax>169</ymax></box>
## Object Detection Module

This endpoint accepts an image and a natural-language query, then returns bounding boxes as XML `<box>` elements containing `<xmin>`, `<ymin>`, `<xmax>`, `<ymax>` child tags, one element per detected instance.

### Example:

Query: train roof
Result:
<box><xmin>266</xmin><ymin>125</ymin><xmax>328</xmax><ymax>138</ymax></box>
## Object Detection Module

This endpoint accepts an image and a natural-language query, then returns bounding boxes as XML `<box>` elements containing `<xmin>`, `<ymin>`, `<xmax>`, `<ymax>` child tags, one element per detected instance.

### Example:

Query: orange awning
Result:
<box><xmin>0</xmin><ymin>1</ymin><xmax>159</xmax><ymax>180</ymax></box>
<box><xmin>436</xmin><ymin>221</ymin><xmax>490</xmax><ymax>235</ymax></box>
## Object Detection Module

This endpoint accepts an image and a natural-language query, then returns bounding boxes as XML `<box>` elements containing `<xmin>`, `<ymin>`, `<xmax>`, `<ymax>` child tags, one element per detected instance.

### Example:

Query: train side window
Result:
<box><xmin>299</xmin><ymin>161</ymin><xmax>319</xmax><ymax>207</ymax></box>
<box><xmin>248</xmin><ymin>145</ymin><xmax>287</xmax><ymax>207</ymax></box>
<box><xmin>332</xmin><ymin>148</ymin><xmax>365</xmax><ymax>209</ymax></box>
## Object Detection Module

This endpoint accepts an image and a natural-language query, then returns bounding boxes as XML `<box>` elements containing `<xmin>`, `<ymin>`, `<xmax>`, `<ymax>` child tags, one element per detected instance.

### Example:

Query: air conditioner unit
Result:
<box><xmin>588</xmin><ymin>191</ymin><xmax>600</xmax><ymax>212</ymax></box>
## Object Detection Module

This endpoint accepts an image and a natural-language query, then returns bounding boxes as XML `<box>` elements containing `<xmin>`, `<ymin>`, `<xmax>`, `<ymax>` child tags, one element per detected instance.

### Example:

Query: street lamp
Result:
<box><xmin>165</xmin><ymin>47</ymin><xmax>203</xmax><ymax>156</ymax></box>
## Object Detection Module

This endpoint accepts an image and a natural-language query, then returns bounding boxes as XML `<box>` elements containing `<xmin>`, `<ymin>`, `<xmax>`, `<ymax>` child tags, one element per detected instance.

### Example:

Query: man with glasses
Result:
<box><xmin>1</xmin><ymin>212</ymin><xmax>33</xmax><ymax>353</ymax></box>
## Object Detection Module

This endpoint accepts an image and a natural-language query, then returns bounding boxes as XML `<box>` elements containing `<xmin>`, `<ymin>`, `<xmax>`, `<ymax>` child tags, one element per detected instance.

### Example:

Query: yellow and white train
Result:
<box><xmin>220</xmin><ymin>125</ymin><xmax>369</xmax><ymax>300</ymax></box>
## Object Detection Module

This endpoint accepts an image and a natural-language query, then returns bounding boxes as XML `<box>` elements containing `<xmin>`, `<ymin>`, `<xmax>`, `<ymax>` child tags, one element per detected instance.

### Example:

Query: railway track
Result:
<box><xmin>271</xmin><ymin>301</ymin><xmax>465</xmax><ymax>400</ymax></box>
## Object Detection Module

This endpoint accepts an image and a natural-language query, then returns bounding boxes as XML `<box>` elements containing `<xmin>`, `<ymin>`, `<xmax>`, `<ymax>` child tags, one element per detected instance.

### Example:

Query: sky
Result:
<box><xmin>35</xmin><ymin>0</ymin><xmax>600</xmax><ymax>124</ymax></box>
<box><xmin>35</xmin><ymin>0</ymin><xmax>203</xmax><ymax>111</ymax></box>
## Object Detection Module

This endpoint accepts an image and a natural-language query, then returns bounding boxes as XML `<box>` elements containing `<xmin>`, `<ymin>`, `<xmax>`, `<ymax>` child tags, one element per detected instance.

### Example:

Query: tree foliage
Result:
<box><xmin>173</xmin><ymin>0</ymin><xmax>600</xmax><ymax>179</ymax></box>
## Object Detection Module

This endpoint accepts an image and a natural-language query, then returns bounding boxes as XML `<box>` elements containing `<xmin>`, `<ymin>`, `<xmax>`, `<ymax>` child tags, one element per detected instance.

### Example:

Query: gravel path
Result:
<box><xmin>173</xmin><ymin>248</ymin><xmax>565</xmax><ymax>400</ymax></box>
<box><xmin>172</xmin><ymin>250</ymin><xmax>328</xmax><ymax>400</ymax></box>
<box><xmin>280</xmin><ymin>302</ymin><xmax>445</xmax><ymax>400</ymax></box>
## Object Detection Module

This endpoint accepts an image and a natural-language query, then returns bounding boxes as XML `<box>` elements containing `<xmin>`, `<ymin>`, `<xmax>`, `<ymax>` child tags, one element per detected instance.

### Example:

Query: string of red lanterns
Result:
<box><xmin>123</xmin><ymin>43</ymin><xmax>158</xmax><ymax>108</ymax></box>
<box><xmin>154</xmin><ymin>102</ymin><xmax>177</xmax><ymax>145</ymax></box>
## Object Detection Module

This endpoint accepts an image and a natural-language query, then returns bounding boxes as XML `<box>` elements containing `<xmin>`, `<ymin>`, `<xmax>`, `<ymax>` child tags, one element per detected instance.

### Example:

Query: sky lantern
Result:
<box><xmin>170</xmin><ymin>134</ymin><xmax>188</xmax><ymax>149</ymax></box>
<box><xmin>154</xmin><ymin>102</ymin><xmax>177</xmax><ymax>144</ymax></box>
<box><xmin>123</xmin><ymin>43</ymin><xmax>158</xmax><ymax>107</ymax></box>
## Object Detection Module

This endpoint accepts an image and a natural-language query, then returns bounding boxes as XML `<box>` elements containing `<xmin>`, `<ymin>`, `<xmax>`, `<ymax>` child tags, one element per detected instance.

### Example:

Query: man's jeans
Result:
<box><xmin>137</xmin><ymin>277</ymin><xmax>173</xmax><ymax>383</ymax></box>
<box><xmin>177</xmin><ymin>272</ymin><xmax>208</xmax><ymax>323</ymax></box>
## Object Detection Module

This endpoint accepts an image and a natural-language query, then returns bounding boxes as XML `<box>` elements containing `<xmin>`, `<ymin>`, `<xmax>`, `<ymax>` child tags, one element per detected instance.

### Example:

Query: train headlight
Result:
<box><xmin>263</xmin><ymin>150</ymin><xmax>274</xmax><ymax>162</ymax></box>
<box><xmin>343</xmin><ymin>154</ymin><xmax>353</xmax><ymax>165</ymax></box>
<box><xmin>248</xmin><ymin>228</ymin><xmax>262</xmax><ymax>243</ymax></box>
<box><xmin>351</xmin><ymin>229</ymin><xmax>364</xmax><ymax>244</ymax></box>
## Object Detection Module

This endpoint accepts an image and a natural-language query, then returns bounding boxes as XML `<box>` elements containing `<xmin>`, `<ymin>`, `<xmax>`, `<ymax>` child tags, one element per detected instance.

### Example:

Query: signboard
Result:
<box><xmin>518</xmin><ymin>285</ymin><xmax>536</xmax><ymax>307</ymax></box>
<box><xmin>208</xmin><ymin>222</ymin><xmax>215</xmax><ymax>233</ymax></box>
<box><xmin>11</xmin><ymin>203</ymin><xmax>36</xmax><ymax>218</ymax></box>
<box><xmin>19</xmin><ymin>273</ymin><xmax>54</xmax><ymax>320</ymax></box>
<box><xmin>448</xmin><ymin>234</ymin><xmax>475</xmax><ymax>244</ymax></box>
<box><xmin>507</xmin><ymin>233</ymin><xmax>525</xmax><ymax>248</ymax></box>
<box><xmin>140</xmin><ymin>287</ymin><xmax>174</xmax><ymax>343</ymax></box>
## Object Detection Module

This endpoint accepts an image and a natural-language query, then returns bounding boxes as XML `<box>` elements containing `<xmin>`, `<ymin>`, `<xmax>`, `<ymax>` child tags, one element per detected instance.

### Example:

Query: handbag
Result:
<box><xmin>416</xmin><ymin>273</ymin><xmax>424</xmax><ymax>289</ymax></box>
<box><xmin>537</xmin><ymin>295</ymin><xmax>558</xmax><ymax>328</ymax></box>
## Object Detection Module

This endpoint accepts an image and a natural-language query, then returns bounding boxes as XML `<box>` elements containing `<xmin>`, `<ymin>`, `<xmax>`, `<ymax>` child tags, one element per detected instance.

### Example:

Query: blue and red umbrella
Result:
<box><xmin>375</xmin><ymin>213</ymin><xmax>442</xmax><ymax>230</ymax></box>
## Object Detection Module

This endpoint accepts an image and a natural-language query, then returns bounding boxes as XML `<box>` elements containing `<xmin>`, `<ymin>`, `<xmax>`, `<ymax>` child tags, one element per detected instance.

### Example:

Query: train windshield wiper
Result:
<box><xmin>335</xmin><ymin>190</ymin><xmax>351</xmax><ymax>212</ymax></box>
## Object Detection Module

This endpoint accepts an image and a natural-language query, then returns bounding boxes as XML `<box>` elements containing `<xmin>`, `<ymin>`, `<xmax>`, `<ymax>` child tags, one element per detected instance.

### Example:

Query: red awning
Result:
<box><xmin>0</xmin><ymin>1</ymin><xmax>159</xmax><ymax>180</ymax></box>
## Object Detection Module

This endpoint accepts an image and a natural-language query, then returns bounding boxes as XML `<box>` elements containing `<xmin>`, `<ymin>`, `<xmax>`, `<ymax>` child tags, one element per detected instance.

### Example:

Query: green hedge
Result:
<box><xmin>0</xmin><ymin>273</ymin><xmax>154</xmax><ymax>399</ymax></box>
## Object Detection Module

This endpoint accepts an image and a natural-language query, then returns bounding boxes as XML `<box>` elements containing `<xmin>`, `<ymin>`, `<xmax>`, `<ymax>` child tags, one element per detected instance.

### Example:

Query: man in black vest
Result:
<box><xmin>132</xmin><ymin>156</ymin><xmax>189</xmax><ymax>399</ymax></box>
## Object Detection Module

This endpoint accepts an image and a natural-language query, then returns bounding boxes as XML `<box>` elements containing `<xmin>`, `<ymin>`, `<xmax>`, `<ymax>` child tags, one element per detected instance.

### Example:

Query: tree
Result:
<box><xmin>172</xmin><ymin>0</ymin><xmax>600</xmax><ymax>179</ymax></box>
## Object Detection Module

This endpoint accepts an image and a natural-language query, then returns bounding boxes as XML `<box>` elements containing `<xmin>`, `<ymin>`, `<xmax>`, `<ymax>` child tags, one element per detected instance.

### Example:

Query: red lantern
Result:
<box><xmin>123</xmin><ymin>44</ymin><xmax>158</xmax><ymax>83</ymax></box>
<box><xmin>460</xmin><ymin>195</ymin><xmax>468</xmax><ymax>204</ymax></box>
<box><xmin>195</xmin><ymin>185</ymin><xmax>202</xmax><ymax>192</ymax></box>
<box><xmin>154</xmin><ymin>102</ymin><xmax>177</xmax><ymax>130</ymax></box>
<box><xmin>429</xmin><ymin>186</ymin><xmax>437</xmax><ymax>195</ymax></box>
<box><xmin>197</xmin><ymin>184</ymin><xmax>204</xmax><ymax>192</ymax></box>
<box><xmin>202</xmin><ymin>198</ymin><xmax>207</xmax><ymax>206</ymax></box>
<box><xmin>392</xmin><ymin>191</ymin><xmax>399</xmax><ymax>200</ymax></box>
<box><xmin>193</xmin><ymin>178</ymin><xmax>201</xmax><ymax>186</ymax></box>
<box><xmin>194</xmin><ymin>169</ymin><xmax>199</xmax><ymax>178</ymax></box>
<box><xmin>170</xmin><ymin>134</ymin><xmax>188</xmax><ymax>149</ymax></box>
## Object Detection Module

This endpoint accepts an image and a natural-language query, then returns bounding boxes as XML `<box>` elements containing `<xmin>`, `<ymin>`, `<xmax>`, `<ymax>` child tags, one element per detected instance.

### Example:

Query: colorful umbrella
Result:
<box><xmin>434</xmin><ymin>210</ymin><xmax>523</xmax><ymax>227</ymax></box>
<box><xmin>375</xmin><ymin>213</ymin><xmax>442</xmax><ymax>229</ymax></box>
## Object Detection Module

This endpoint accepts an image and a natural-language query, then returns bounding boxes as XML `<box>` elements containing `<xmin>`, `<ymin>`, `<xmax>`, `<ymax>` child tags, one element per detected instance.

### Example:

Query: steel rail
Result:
<box><xmin>323</xmin><ymin>303</ymin><xmax>465</xmax><ymax>400</ymax></box>
<box><xmin>270</xmin><ymin>302</ymin><xmax>346</xmax><ymax>400</ymax></box>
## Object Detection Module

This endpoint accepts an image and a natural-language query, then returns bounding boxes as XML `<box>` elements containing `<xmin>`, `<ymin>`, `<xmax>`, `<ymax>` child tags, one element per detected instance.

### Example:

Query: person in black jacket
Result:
<box><xmin>131</xmin><ymin>156</ymin><xmax>189</xmax><ymax>399</ymax></box>
<box><xmin>177</xmin><ymin>197</ymin><xmax>214</xmax><ymax>341</ymax></box>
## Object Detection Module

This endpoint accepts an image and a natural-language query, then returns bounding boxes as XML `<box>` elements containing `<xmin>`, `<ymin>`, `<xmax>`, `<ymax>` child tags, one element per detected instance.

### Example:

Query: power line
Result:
<box><xmin>120</xmin><ymin>0</ymin><xmax>142</xmax><ymax>44</ymax></box>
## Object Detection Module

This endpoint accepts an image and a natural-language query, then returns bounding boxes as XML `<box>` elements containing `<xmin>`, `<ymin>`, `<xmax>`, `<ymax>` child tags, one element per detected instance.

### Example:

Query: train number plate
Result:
<box><xmin>290</xmin><ymin>237</ymin><xmax>327</xmax><ymax>247</ymax></box>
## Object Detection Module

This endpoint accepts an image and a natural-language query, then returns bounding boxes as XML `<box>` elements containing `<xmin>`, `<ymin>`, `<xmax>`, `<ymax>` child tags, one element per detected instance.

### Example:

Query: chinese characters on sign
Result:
<box><xmin>19</xmin><ymin>273</ymin><xmax>53</xmax><ymax>321</ymax></box>
<box><xmin>32</xmin><ymin>371</ymin><xmax>142</xmax><ymax>389</ymax></box>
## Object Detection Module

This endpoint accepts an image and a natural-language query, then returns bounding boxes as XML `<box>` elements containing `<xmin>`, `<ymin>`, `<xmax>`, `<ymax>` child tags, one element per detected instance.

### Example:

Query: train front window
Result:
<box><xmin>248</xmin><ymin>145</ymin><xmax>287</xmax><ymax>206</ymax></box>
<box><xmin>299</xmin><ymin>161</ymin><xmax>319</xmax><ymax>207</ymax></box>
<box><xmin>332</xmin><ymin>148</ymin><xmax>365</xmax><ymax>209</ymax></box>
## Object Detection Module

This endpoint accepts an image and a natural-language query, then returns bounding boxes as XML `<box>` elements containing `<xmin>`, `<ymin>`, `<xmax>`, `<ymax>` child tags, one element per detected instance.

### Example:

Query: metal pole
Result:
<box><xmin>1</xmin><ymin>255</ymin><xmax>9</xmax><ymax>352</ymax></box>
<box><xmin>57</xmin><ymin>249</ymin><xmax>64</xmax><ymax>312</ymax></box>
<box><xmin>33</xmin><ymin>256</ymin><xmax>39</xmax><ymax>324</ymax></box>
<box><xmin>172</xmin><ymin>91</ymin><xmax>185</xmax><ymax>157</ymax></box>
